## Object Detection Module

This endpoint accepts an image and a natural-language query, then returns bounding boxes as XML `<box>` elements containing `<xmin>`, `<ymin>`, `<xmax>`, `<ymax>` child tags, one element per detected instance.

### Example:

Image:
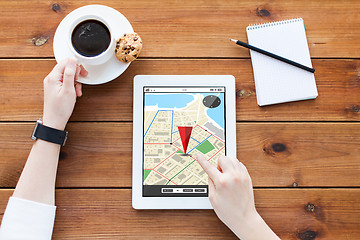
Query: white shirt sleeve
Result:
<box><xmin>0</xmin><ymin>197</ymin><xmax>56</xmax><ymax>240</ymax></box>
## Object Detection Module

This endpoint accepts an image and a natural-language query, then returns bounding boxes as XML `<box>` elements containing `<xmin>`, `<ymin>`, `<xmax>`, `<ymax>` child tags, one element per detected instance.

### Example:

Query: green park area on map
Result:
<box><xmin>196</xmin><ymin>140</ymin><xmax>215</xmax><ymax>154</ymax></box>
<box><xmin>143</xmin><ymin>169</ymin><xmax>152</xmax><ymax>181</ymax></box>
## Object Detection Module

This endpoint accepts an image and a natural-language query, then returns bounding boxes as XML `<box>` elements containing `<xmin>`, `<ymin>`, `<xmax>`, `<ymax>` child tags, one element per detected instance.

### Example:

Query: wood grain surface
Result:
<box><xmin>0</xmin><ymin>0</ymin><xmax>359</xmax><ymax>239</ymax></box>
<box><xmin>0</xmin><ymin>122</ymin><xmax>358</xmax><ymax>188</ymax></box>
<box><xmin>0</xmin><ymin>0</ymin><xmax>359</xmax><ymax>58</ymax></box>
<box><xmin>0</xmin><ymin>59</ymin><xmax>359</xmax><ymax>122</ymax></box>
<box><xmin>0</xmin><ymin>189</ymin><xmax>359</xmax><ymax>239</ymax></box>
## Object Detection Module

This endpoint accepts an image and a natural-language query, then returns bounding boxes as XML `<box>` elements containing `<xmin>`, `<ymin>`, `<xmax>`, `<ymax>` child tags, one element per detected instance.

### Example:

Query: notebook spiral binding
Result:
<box><xmin>246</xmin><ymin>18</ymin><xmax>303</xmax><ymax>31</ymax></box>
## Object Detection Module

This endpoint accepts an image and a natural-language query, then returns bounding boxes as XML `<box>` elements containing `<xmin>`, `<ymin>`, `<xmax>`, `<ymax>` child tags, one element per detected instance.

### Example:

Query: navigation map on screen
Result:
<box><xmin>143</xmin><ymin>87</ymin><xmax>226</xmax><ymax>197</ymax></box>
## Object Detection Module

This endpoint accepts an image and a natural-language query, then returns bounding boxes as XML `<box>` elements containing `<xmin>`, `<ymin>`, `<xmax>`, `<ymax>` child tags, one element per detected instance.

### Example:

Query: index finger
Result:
<box><xmin>62</xmin><ymin>61</ymin><xmax>77</xmax><ymax>90</ymax></box>
<box><xmin>51</xmin><ymin>58</ymin><xmax>77</xmax><ymax>76</ymax></box>
<box><xmin>217</xmin><ymin>155</ymin><xmax>236</xmax><ymax>172</ymax></box>
<box><xmin>196</xmin><ymin>154</ymin><xmax>221</xmax><ymax>182</ymax></box>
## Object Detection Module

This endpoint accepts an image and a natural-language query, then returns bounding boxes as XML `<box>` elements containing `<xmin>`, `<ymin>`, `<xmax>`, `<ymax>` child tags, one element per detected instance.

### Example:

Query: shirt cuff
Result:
<box><xmin>0</xmin><ymin>197</ymin><xmax>56</xmax><ymax>240</ymax></box>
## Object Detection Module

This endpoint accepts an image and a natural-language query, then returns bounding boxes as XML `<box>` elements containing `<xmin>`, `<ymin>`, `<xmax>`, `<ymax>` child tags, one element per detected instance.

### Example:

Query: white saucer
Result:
<box><xmin>53</xmin><ymin>5</ymin><xmax>134</xmax><ymax>85</ymax></box>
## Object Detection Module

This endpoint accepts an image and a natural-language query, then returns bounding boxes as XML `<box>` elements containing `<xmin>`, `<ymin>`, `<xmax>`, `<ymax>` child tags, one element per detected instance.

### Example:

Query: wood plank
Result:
<box><xmin>0</xmin><ymin>189</ymin><xmax>359</xmax><ymax>239</ymax></box>
<box><xmin>0</xmin><ymin>123</ymin><xmax>358</xmax><ymax>188</ymax></box>
<box><xmin>0</xmin><ymin>59</ymin><xmax>359</xmax><ymax>121</ymax></box>
<box><xmin>0</xmin><ymin>0</ymin><xmax>359</xmax><ymax>58</ymax></box>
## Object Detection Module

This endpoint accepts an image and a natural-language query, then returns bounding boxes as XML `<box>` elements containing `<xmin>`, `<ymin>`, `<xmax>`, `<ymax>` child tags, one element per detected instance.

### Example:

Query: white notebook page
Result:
<box><xmin>246</xmin><ymin>18</ymin><xmax>318</xmax><ymax>106</ymax></box>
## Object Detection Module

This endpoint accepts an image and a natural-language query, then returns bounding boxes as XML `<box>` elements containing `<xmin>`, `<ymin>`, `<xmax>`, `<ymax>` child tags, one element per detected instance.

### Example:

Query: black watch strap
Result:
<box><xmin>31</xmin><ymin>120</ymin><xmax>68</xmax><ymax>146</ymax></box>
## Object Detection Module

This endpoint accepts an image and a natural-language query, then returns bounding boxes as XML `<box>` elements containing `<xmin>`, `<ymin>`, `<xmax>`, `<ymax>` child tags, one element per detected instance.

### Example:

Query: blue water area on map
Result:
<box><xmin>201</xmin><ymin>93</ymin><xmax>225</xmax><ymax>129</ymax></box>
<box><xmin>144</xmin><ymin>93</ymin><xmax>225</xmax><ymax>129</ymax></box>
<box><xmin>145</xmin><ymin>93</ymin><xmax>194</xmax><ymax>108</ymax></box>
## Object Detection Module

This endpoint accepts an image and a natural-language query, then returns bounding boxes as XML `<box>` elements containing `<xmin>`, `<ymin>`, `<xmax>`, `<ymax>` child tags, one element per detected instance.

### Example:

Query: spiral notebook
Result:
<box><xmin>246</xmin><ymin>18</ymin><xmax>318</xmax><ymax>106</ymax></box>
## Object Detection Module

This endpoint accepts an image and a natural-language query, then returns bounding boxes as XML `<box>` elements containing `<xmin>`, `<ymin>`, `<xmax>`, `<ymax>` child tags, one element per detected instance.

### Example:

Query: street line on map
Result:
<box><xmin>172</xmin><ymin>142</ymin><xmax>199</xmax><ymax>161</ymax></box>
<box><xmin>208</xmin><ymin>146</ymin><xmax>226</xmax><ymax>161</ymax></box>
<box><xmin>170</xmin><ymin>110</ymin><xmax>174</xmax><ymax>143</ymax></box>
<box><xmin>163</xmin><ymin>144</ymin><xmax>198</xmax><ymax>185</ymax></box>
<box><xmin>165</xmin><ymin>133</ymin><xmax>225</xmax><ymax>185</ymax></box>
<box><xmin>144</xmin><ymin>137</ymin><xmax>181</xmax><ymax>145</ymax></box>
<box><xmin>144</xmin><ymin>95</ymin><xmax>226</xmax><ymax>186</ymax></box>
<box><xmin>188</xmin><ymin>135</ymin><xmax>212</xmax><ymax>154</ymax></box>
<box><xmin>195</xmin><ymin>124</ymin><xmax>225</xmax><ymax>143</ymax></box>
<box><xmin>144</xmin><ymin>110</ymin><xmax>159</xmax><ymax>137</ymax></box>
<box><xmin>180</xmin><ymin>110</ymin><xmax>195</xmax><ymax>127</ymax></box>
<box><xmin>166</xmin><ymin>159</ymin><xmax>197</xmax><ymax>185</ymax></box>
<box><xmin>152</xmin><ymin>169</ymin><xmax>177</xmax><ymax>185</ymax></box>
<box><xmin>144</xmin><ymin>143</ymin><xmax>171</xmax><ymax>144</ymax></box>
<box><xmin>152</xmin><ymin>149</ymin><xmax>179</xmax><ymax>170</ymax></box>
<box><xmin>172</xmin><ymin>137</ymin><xmax>180</xmax><ymax>144</ymax></box>
<box><xmin>190</xmin><ymin>136</ymin><xmax>201</xmax><ymax>144</ymax></box>
<box><xmin>196</xmin><ymin>94</ymin><xmax>201</xmax><ymax>124</ymax></box>
<box><xmin>212</xmin><ymin>135</ymin><xmax>225</xmax><ymax>143</ymax></box>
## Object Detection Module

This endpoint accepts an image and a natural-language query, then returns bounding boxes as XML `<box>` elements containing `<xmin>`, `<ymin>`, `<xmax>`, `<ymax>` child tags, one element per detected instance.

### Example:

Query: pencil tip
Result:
<box><xmin>230</xmin><ymin>39</ymin><xmax>237</xmax><ymax>43</ymax></box>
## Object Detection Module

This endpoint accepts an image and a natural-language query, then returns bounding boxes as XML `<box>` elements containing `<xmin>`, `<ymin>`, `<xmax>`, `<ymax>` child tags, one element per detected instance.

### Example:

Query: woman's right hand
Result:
<box><xmin>43</xmin><ymin>59</ymin><xmax>88</xmax><ymax>130</ymax></box>
<box><xmin>196</xmin><ymin>154</ymin><xmax>280</xmax><ymax>240</ymax></box>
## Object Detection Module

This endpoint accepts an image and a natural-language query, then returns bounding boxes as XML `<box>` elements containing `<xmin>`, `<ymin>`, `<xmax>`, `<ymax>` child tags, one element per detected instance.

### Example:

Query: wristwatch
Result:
<box><xmin>31</xmin><ymin>119</ymin><xmax>68</xmax><ymax>146</ymax></box>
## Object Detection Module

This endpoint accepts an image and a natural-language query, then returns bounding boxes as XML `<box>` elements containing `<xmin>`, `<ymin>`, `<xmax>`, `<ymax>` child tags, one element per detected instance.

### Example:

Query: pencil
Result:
<box><xmin>230</xmin><ymin>39</ymin><xmax>315</xmax><ymax>73</ymax></box>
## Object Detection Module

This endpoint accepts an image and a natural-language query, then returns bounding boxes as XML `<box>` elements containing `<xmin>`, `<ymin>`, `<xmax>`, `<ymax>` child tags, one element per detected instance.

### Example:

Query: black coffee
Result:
<box><xmin>71</xmin><ymin>20</ymin><xmax>111</xmax><ymax>57</ymax></box>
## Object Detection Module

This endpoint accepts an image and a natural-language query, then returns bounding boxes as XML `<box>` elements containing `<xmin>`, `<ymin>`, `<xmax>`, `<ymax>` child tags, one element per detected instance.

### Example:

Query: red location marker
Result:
<box><xmin>178</xmin><ymin>126</ymin><xmax>193</xmax><ymax>154</ymax></box>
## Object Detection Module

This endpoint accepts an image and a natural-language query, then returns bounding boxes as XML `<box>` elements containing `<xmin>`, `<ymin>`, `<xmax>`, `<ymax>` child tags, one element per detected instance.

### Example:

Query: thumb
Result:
<box><xmin>62</xmin><ymin>60</ymin><xmax>77</xmax><ymax>91</ymax></box>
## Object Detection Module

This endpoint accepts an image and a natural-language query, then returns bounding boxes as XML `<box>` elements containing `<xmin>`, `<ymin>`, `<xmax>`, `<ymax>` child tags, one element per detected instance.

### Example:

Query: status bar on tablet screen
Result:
<box><xmin>144</xmin><ymin>87</ymin><xmax>225</xmax><ymax>93</ymax></box>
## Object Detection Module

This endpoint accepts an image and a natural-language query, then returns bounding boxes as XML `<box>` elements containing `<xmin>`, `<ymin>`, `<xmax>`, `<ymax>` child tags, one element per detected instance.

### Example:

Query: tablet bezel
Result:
<box><xmin>132</xmin><ymin>75</ymin><xmax>236</xmax><ymax>209</ymax></box>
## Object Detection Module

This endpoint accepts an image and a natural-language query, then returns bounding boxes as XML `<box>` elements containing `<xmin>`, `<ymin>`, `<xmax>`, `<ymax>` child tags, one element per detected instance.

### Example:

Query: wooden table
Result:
<box><xmin>0</xmin><ymin>0</ymin><xmax>359</xmax><ymax>239</ymax></box>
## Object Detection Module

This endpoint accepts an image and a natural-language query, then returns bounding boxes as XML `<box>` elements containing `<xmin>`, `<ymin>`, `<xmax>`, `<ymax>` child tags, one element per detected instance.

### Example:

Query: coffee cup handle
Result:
<box><xmin>73</xmin><ymin>57</ymin><xmax>90</xmax><ymax>79</ymax></box>
<box><xmin>73</xmin><ymin>55</ymin><xmax>83</xmax><ymax>65</ymax></box>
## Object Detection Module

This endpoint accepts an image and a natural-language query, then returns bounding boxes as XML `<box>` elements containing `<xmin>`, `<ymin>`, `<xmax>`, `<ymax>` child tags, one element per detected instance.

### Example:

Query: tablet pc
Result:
<box><xmin>132</xmin><ymin>75</ymin><xmax>236</xmax><ymax>209</ymax></box>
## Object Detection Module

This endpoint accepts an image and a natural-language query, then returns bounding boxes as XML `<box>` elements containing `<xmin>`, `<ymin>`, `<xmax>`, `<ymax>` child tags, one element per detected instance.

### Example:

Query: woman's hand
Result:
<box><xmin>196</xmin><ymin>154</ymin><xmax>280</xmax><ymax>239</ymax></box>
<box><xmin>42</xmin><ymin>59</ymin><xmax>88</xmax><ymax>130</ymax></box>
<box><xmin>196</xmin><ymin>155</ymin><xmax>256</xmax><ymax>229</ymax></box>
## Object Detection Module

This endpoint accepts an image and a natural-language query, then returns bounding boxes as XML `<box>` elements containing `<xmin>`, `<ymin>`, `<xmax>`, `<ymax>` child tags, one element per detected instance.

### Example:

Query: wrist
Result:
<box><xmin>232</xmin><ymin>211</ymin><xmax>265</xmax><ymax>238</ymax></box>
<box><xmin>42</xmin><ymin>116</ymin><xmax>67</xmax><ymax>131</ymax></box>
<box><xmin>232</xmin><ymin>211</ymin><xmax>279</xmax><ymax>240</ymax></box>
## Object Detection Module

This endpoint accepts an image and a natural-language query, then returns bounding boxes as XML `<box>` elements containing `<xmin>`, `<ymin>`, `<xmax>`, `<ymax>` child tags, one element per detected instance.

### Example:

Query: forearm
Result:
<box><xmin>13</xmin><ymin>139</ymin><xmax>60</xmax><ymax>205</ymax></box>
<box><xmin>232</xmin><ymin>212</ymin><xmax>280</xmax><ymax>240</ymax></box>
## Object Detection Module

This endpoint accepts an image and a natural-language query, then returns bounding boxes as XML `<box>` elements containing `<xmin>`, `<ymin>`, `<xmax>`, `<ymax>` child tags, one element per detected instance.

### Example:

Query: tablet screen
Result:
<box><xmin>143</xmin><ymin>87</ymin><xmax>226</xmax><ymax>197</ymax></box>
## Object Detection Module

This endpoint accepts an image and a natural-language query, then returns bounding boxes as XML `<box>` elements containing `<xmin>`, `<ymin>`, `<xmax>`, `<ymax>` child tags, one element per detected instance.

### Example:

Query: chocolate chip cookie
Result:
<box><xmin>115</xmin><ymin>32</ymin><xmax>142</xmax><ymax>63</ymax></box>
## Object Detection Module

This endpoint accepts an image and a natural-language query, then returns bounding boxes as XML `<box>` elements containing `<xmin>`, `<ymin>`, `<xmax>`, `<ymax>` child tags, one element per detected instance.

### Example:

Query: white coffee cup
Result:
<box><xmin>68</xmin><ymin>15</ymin><xmax>115</xmax><ymax>65</ymax></box>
